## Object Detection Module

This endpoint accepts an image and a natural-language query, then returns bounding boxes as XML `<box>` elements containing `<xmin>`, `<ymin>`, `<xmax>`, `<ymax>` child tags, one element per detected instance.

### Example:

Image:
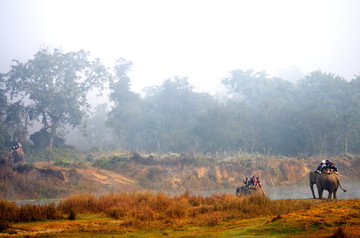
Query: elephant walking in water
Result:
<box><xmin>309</xmin><ymin>171</ymin><xmax>346</xmax><ymax>199</ymax></box>
<box><xmin>236</xmin><ymin>186</ymin><xmax>265</xmax><ymax>197</ymax></box>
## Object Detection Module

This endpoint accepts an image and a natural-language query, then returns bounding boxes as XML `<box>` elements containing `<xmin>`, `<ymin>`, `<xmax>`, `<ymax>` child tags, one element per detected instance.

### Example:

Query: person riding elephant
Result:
<box><xmin>309</xmin><ymin>171</ymin><xmax>346</xmax><ymax>199</ymax></box>
<box><xmin>236</xmin><ymin>185</ymin><xmax>265</xmax><ymax>196</ymax></box>
<box><xmin>316</xmin><ymin>159</ymin><xmax>338</xmax><ymax>174</ymax></box>
<box><xmin>236</xmin><ymin>176</ymin><xmax>265</xmax><ymax>197</ymax></box>
<box><xmin>8</xmin><ymin>142</ymin><xmax>25</xmax><ymax>164</ymax></box>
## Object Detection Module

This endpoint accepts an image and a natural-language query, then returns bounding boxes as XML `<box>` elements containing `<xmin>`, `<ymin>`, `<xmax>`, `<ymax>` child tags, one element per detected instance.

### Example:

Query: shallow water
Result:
<box><xmin>183</xmin><ymin>181</ymin><xmax>360</xmax><ymax>200</ymax></box>
<box><xmin>265</xmin><ymin>181</ymin><xmax>359</xmax><ymax>200</ymax></box>
<box><xmin>14</xmin><ymin>181</ymin><xmax>360</xmax><ymax>205</ymax></box>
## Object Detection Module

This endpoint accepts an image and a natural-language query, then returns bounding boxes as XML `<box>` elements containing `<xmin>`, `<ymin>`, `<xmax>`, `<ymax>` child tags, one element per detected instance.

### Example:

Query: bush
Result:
<box><xmin>58</xmin><ymin>194</ymin><xmax>97</xmax><ymax>214</ymax></box>
<box><xmin>0</xmin><ymin>200</ymin><xmax>59</xmax><ymax>222</ymax></box>
<box><xmin>68</xmin><ymin>208</ymin><xmax>76</xmax><ymax>220</ymax></box>
<box><xmin>0</xmin><ymin>220</ymin><xmax>10</xmax><ymax>231</ymax></box>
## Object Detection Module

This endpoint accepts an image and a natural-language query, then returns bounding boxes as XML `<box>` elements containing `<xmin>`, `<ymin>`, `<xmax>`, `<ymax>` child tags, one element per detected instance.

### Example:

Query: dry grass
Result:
<box><xmin>0</xmin><ymin>191</ymin><xmax>325</xmax><ymax>226</ymax></box>
<box><xmin>0</xmin><ymin>200</ymin><xmax>60</xmax><ymax>222</ymax></box>
<box><xmin>1</xmin><ymin>193</ymin><xmax>360</xmax><ymax>237</ymax></box>
<box><xmin>56</xmin><ymin>191</ymin><xmax>325</xmax><ymax>228</ymax></box>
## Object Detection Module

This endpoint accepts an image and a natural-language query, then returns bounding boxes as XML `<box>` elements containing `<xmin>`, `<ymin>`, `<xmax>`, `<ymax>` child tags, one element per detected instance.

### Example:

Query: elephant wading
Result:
<box><xmin>236</xmin><ymin>186</ymin><xmax>265</xmax><ymax>197</ymax></box>
<box><xmin>309</xmin><ymin>171</ymin><xmax>346</xmax><ymax>199</ymax></box>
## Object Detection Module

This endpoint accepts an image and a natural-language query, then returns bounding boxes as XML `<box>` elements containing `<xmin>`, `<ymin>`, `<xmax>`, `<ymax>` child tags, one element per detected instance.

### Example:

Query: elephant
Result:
<box><xmin>7</xmin><ymin>149</ymin><xmax>25</xmax><ymax>164</ymax></box>
<box><xmin>236</xmin><ymin>186</ymin><xmax>265</xmax><ymax>197</ymax></box>
<box><xmin>309</xmin><ymin>171</ymin><xmax>346</xmax><ymax>199</ymax></box>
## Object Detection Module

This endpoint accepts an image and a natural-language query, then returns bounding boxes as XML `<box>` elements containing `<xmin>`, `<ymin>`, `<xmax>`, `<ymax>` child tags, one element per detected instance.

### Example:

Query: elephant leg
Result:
<box><xmin>328</xmin><ymin>191</ymin><xmax>333</xmax><ymax>199</ymax></box>
<box><xmin>318</xmin><ymin>189</ymin><xmax>323</xmax><ymax>199</ymax></box>
<box><xmin>310</xmin><ymin>184</ymin><xmax>316</xmax><ymax>199</ymax></box>
<box><xmin>333</xmin><ymin>190</ymin><xmax>338</xmax><ymax>199</ymax></box>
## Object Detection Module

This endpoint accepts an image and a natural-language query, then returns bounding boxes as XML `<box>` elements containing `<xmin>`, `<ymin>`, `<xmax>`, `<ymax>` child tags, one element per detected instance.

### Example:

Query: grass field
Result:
<box><xmin>1</xmin><ymin>192</ymin><xmax>359</xmax><ymax>237</ymax></box>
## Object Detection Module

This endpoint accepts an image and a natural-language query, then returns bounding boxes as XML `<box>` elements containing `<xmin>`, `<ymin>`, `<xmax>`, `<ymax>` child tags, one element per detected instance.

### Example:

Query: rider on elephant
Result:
<box><xmin>11</xmin><ymin>142</ymin><xmax>23</xmax><ymax>152</ymax></box>
<box><xmin>256</xmin><ymin>176</ymin><xmax>262</xmax><ymax>187</ymax></box>
<box><xmin>8</xmin><ymin>142</ymin><xmax>25</xmax><ymax>164</ymax></box>
<box><xmin>316</xmin><ymin>159</ymin><xmax>338</xmax><ymax>174</ymax></box>
<box><xmin>325</xmin><ymin>159</ymin><xmax>338</xmax><ymax>174</ymax></box>
<box><xmin>243</xmin><ymin>177</ymin><xmax>250</xmax><ymax>188</ymax></box>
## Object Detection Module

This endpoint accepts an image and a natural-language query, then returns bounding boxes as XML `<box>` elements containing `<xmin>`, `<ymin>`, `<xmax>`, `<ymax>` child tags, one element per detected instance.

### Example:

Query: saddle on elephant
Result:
<box><xmin>320</xmin><ymin>167</ymin><xmax>337</xmax><ymax>175</ymax></box>
<box><xmin>14</xmin><ymin>148</ymin><xmax>23</xmax><ymax>152</ymax></box>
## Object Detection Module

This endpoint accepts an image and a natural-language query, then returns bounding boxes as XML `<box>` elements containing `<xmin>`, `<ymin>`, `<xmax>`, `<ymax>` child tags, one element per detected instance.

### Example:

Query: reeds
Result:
<box><xmin>0</xmin><ymin>200</ymin><xmax>59</xmax><ymax>222</ymax></box>
<box><xmin>56</xmin><ymin>191</ymin><xmax>323</xmax><ymax>228</ymax></box>
<box><xmin>0</xmin><ymin>191</ymin><xmax>326</xmax><ymax>228</ymax></box>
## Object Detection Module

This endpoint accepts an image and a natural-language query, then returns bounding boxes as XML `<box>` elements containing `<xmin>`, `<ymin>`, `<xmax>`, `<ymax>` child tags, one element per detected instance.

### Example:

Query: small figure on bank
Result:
<box><xmin>243</xmin><ymin>177</ymin><xmax>250</xmax><ymax>187</ymax></box>
<box><xmin>249</xmin><ymin>175</ymin><xmax>255</xmax><ymax>186</ymax></box>
<box><xmin>256</xmin><ymin>177</ymin><xmax>261</xmax><ymax>187</ymax></box>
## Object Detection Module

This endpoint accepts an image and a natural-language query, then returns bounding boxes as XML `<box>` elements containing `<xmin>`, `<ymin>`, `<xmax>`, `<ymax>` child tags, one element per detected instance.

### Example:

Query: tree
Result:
<box><xmin>0</xmin><ymin>89</ymin><xmax>11</xmax><ymax>152</ymax></box>
<box><xmin>81</xmin><ymin>103</ymin><xmax>115</xmax><ymax>150</ymax></box>
<box><xmin>192</xmin><ymin>103</ymin><xmax>245</xmax><ymax>152</ymax></box>
<box><xmin>2</xmin><ymin>49</ymin><xmax>108</xmax><ymax>150</ymax></box>
<box><xmin>4</xmin><ymin>101</ymin><xmax>29</xmax><ymax>143</ymax></box>
<box><xmin>30</xmin><ymin>128</ymin><xmax>66</xmax><ymax>150</ymax></box>
<box><xmin>142</xmin><ymin>77</ymin><xmax>213</xmax><ymax>152</ymax></box>
<box><xmin>295</xmin><ymin>71</ymin><xmax>348</xmax><ymax>155</ymax></box>
<box><xmin>221</xmin><ymin>69</ymin><xmax>296</xmax><ymax>154</ymax></box>
<box><xmin>106</xmin><ymin>58</ymin><xmax>142</xmax><ymax>149</ymax></box>
<box><xmin>0</xmin><ymin>87</ymin><xmax>28</xmax><ymax>151</ymax></box>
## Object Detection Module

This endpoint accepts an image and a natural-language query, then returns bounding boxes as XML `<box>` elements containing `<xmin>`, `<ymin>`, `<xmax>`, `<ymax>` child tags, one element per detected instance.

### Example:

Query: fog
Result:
<box><xmin>1</xmin><ymin>0</ymin><xmax>360</xmax><ymax>94</ymax></box>
<box><xmin>2</xmin><ymin>1</ymin><xmax>360</xmax><ymax>155</ymax></box>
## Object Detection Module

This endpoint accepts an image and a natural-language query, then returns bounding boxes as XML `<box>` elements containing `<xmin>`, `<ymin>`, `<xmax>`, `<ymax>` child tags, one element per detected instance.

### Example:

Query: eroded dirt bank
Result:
<box><xmin>1</xmin><ymin>153</ymin><xmax>359</xmax><ymax>199</ymax></box>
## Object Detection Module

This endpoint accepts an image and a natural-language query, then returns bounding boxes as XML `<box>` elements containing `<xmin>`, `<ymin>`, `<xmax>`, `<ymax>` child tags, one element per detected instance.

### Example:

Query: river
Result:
<box><xmin>14</xmin><ymin>181</ymin><xmax>360</xmax><ymax>205</ymax></box>
<box><xmin>182</xmin><ymin>181</ymin><xmax>360</xmax><ymax>200</ymax></box>
<box><xmin>264</xmin><ymin>181</ymin><xmax>359</xmax><ymax>199</ymax></box>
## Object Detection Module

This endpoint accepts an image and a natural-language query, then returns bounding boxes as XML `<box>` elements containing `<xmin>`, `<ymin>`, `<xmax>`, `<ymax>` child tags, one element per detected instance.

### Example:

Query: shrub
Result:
<box><xmin>0</xmin><ymin>220</ymin><xmax>10</xmax><ymax>231</ymax></box>
<box><xmin>68</xmin><ymin>208</ymin><xmax>76</xmax><ymax>220</ymax></box>
<box><xmin>164</xmin><ymin>199</ymin><xmax>189</xmax><ymax>219</ymax></box>
<box><xmin>58</xmin><ymin>194</ymin><xmax>97</xmax><ymax>214</ymax></box>
<box><xmin>0</xmin><ymin>200</ymin><xmax>17</xmax><ymax>222</ymax></box>
<box><xmin>0</xmin><ymin>200</ymin><xmax>59</xmax><ymax>222</ymax></box>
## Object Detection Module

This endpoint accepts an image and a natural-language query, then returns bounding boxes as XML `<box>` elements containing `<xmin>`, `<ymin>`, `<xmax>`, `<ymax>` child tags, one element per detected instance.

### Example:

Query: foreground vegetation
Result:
<box><xmin>1</xmin><ymin>192</ymin><xmax>359</xmax><ymax>237</ymax></box>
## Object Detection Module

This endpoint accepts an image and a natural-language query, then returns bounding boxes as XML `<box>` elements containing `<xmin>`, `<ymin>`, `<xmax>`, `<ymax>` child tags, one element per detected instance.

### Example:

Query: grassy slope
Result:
<box><xmin>2</xmin><ymin>199</ymin><xmax>360</xmax><ymax>238</ymax></box>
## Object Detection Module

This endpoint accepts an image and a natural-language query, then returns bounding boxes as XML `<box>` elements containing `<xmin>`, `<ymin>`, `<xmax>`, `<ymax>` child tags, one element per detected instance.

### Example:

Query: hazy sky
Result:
<box><xmin>1</xmin><ymin>0</ymin><xmax>360</xmax><ymax>93</ymax></box>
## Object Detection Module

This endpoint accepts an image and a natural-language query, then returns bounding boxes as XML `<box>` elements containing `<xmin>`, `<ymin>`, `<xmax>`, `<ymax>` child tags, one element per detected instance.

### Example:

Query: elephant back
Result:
<box><xmin>10</xmin><ymin>150</ymin><xmax>25</xmax><ymax>164</ymax></box>
<box><xmin>321</xmin><ymin>167</ymin><xmax>336</xmax><ymax>174</ymax></box>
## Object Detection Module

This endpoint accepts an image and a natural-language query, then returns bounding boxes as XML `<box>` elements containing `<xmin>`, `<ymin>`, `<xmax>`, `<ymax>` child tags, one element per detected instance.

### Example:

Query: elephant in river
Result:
<box><xmin>309</xmin><ymin>171</ymin><xmax>346</xmax><ymax>199</ymax></box>
<box><xmin>236</xmin><ymin>186</ymin><xmax>265</xmax><ymax>197</ymax></box>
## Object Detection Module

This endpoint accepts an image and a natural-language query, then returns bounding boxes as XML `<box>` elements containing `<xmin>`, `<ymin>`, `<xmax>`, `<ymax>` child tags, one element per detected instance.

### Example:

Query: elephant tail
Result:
<box><xmin>339</xmin><ymin>182</ymin><xmax>347</xmax><ymax>192</ymax></box>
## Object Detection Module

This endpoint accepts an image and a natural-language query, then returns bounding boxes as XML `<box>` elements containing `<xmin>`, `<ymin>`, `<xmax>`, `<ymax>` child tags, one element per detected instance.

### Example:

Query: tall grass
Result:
<box><xmin>57</xmin><ymin>192</ymin><xmax>325</xmax><ymax>228</ymax></box>
<box><xmin>0</xmin><ymin>200</ymin><xmax>59</xmax><ymax>222</ymax></box>
<box><xmin>0</xmin><ymin>191</ymin><xmax>326</xmax><ymax>228</ymax></box>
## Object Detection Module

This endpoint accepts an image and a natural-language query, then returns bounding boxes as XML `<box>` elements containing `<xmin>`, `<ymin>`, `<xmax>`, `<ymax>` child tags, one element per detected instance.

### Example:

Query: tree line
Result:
<box><xmin>1</xmin><ymin>48</ymin><xmax>360</xmax><ymax>156</ymax></box>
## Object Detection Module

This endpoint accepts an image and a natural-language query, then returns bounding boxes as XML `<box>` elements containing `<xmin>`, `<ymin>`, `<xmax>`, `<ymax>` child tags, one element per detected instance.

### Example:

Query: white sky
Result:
<box><xmin>1</xmin><ymin>0</ymin><xmax>360</xmax><ymax>93</ymax></box>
